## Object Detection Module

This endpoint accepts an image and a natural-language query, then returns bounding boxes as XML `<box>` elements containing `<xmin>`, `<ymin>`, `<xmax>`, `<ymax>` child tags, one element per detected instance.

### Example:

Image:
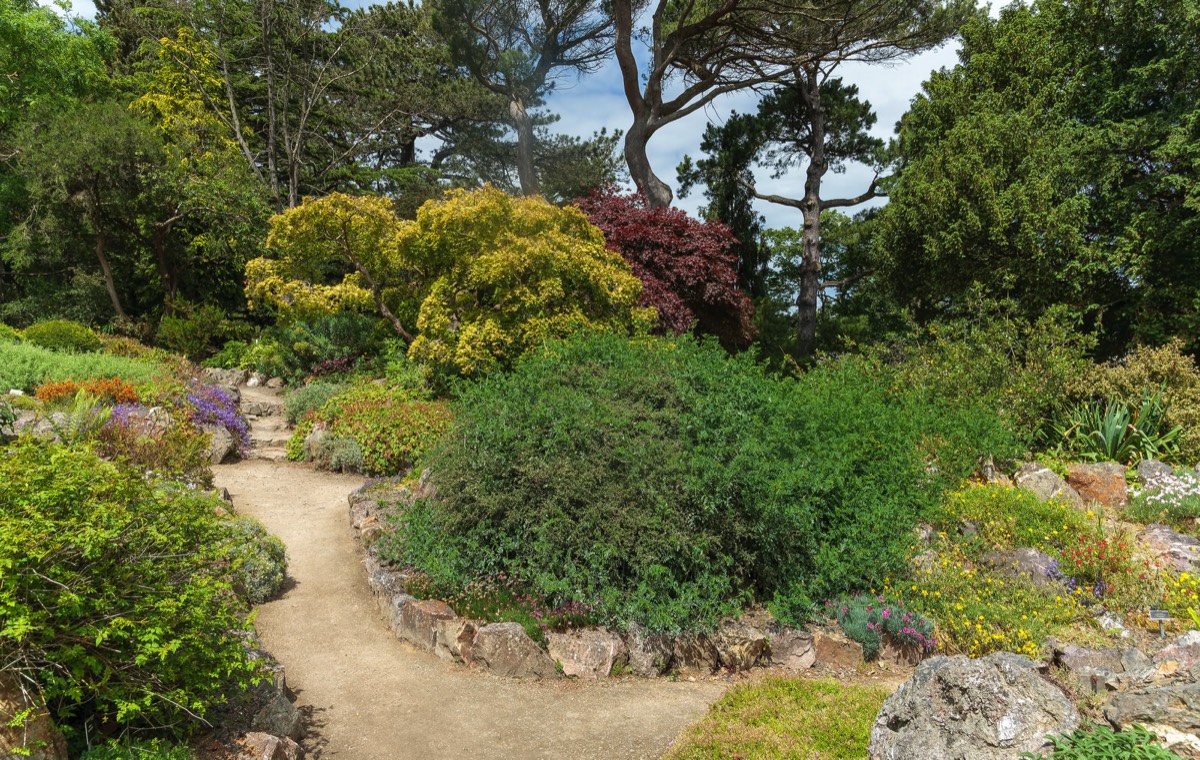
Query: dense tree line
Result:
<box><xmin>0</xmin><ymin>0</ymin><xmax>1196</xmax><ymax>362</ymax></box>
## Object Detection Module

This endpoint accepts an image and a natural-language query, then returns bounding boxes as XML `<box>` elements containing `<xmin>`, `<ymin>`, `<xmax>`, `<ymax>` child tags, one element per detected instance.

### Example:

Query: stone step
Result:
<box><xmin>253</xmin><ymin>447</ymin><xmax>290</xmax><ymax>462</ymax></box>
<box><xmin>251</xmin><ymin>434</ymin><xmax>292</xmax><ymax>448</ymax></box>
<box><xmin>241</xmin><ymin>400</ymin><xmax>284</xmax><ymax>417</ymax></box>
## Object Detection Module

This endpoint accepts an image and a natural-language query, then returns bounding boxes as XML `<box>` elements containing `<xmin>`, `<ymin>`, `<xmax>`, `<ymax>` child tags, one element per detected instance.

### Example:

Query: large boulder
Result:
<box><xmin>0</xmin><ymin>672</ymin><xmax>67</xmax><ymax>760</ymax></box>
<box><xmin>869</xmin><ymin>653</ymin><xmax>1080</xmax><ymax>760</ymax></box>
<box><xmin>202</xmin><ymin>423</ymin><xmax>236</xmax><ymax>464</ymax></box>
<box><xmin>203</xmin><ymin>367</ymin><xmax>249</xmax><ymax>388</ymax></box>
<box><xmin>396</xmin><ymin>599</ymin><xmax>456</xmax><ymax>652</ymax></box>
<box><xmin>546</xmin><ymin>628</ymin><xmax>627</xmax><ymax>678</ymax></box>
<box><xmin>1138</xmin><ymin>524</ymin><xmax>1200</xmax><ymax>573</ymax></box>
<box><xmin>462</xmin><ymin>622</ymin><xmax>559</xmax><ymax>679</ymax></box>
<box><xmin>238</xmin><ymin>732</ymin><xmax>304</xmax><ymax>760</ymax></box>
<box><xmin>1155</xmin><ymin>631</ymin><xmax>1200</xmax><ymax>679</ymax></box>
<box><xmin>1105</xmin><ymin>684</ymin><xmax>1200</xmax><ymax>759</ymax></box>
<box><xmin>1015</xmin><ymin>463</ymin><xmax>1085</xmax><ymax>508</ymax></box>
<box><xmin>1067</xmin><ymin>462</ymin><xmax>1129</xmax><ymax>507</ymax></box>
<box><xmin>712</xmin><ymin>620</ymin><xmax>770</xmax><ymax>672</ymax></box>
<box><xmin>672</xmin><ymin>635</ymin><xmax>720</xmax><ymax>675</ymax></box>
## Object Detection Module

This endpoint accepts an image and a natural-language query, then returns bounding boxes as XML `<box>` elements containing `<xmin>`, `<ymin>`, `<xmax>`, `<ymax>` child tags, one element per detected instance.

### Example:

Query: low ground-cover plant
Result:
<box><xmin>897</xmin><ymin>547</ymin><xmax>1084</xmax><ymax>657</ymax></box>
<box><xmin>180</xmin><ymin>382</ymin><xmax>250</xmax><ymax>455</ymax></box>
<box><xmin>22</xmin><ymin>319</ymin><xmax>102</xmax><ymax>352</ymax></box>
<box><xmin>406</xmin><ymin>573</ymin><xmax>595</xmax><ymax>642</ymax></box>
<box><xmin>79</xmin><ymin>740</ymin><xmax>195</xmax><ymax>760</ymax></box>
<box><xmin>382</xmin><ymin>333</ymin><xmax>1019</xmax><ymax>633</ymax></box>
<box><xmin>0</xmin><ymin>341</ymin><xmax>162</xmax><ymax>391</ymax></box>
<box><xmin>935</xmin><ymin>483</ymin><xmax>1097</xmax><ymax>557</ymax></box>
<box><xmin>831</xmin><ymin>594</ymin><xmax>937</xmax><ymax>660</ymax></box>
<box><xmin>35</xmin><ymin>377</ymin><xmax>140</xmax><ymax>406</ymax></box>
<box><xmin>664</xmin><ymin>677</ymin><xmax>890</xmax><ymax>760</ymax></box>
<box><xmin>1126</xmin><ymin>472</ymin><xmax>1200</xmax><ymax>527</ymax></box>
<box><xmin>1023</xmin><ymin>725</ymin><xmax>1185</xmax><ymax>759</ymax></box>
<box><xmin>0</xmin><ymin>440</ymin><xmax>259</xmax><ymax>741</ymax></box>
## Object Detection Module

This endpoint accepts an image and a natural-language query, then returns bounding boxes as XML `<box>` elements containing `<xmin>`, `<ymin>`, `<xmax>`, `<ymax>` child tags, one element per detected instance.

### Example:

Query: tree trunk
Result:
<box><xmin>153</xmin><ymin>218</ymin><xmax>177</xmax><ymax>311</ymax></box>
<box><xmin>796</xmin><ymin>69</ymin><xmax>827</xmax><ymax>359</ymax></box>
<box><xmin>92</xmin><ymin>221</ymin><xmax>126</xmax><ymax>320</ymax></box>
<box><xmin>624</xmin><ymin>117</ymin><xmax>673</xmax><ymax>209</ymax></box>
<box><xmin>509</xmin><ymin>97</ymin><xmax>540</xmax><ymax>196</ymax></box>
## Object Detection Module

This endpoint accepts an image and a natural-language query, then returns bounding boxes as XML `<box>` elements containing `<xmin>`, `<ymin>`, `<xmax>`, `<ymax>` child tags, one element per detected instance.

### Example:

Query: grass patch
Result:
<box><xmin>665</xmin><ymin>677</ymin><xmax>889</xmax><ymax>760</ymax></box>
<box><xmin>0</xmin><ymin>341</ymin><xmax>163</xmax><ymax>391</ymax></box>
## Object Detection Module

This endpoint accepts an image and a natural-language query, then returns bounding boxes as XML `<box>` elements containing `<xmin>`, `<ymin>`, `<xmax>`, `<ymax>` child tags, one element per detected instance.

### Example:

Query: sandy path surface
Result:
<box><xmin>213</xmin><ymin>457</ymin><xmax>724</xmax><ymax>759</ymax></box>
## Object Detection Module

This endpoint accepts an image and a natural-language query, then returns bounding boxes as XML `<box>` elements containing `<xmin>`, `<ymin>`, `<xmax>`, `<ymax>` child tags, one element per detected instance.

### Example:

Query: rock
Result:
<box><xmin>672</xmin><ymin>635</ymin><xmax>720</xmax><ymax>674</ymax></box>
<box><xmin>813</xmin><ymin>630</ymin><xmax>864</xmax><ymax>669</ymax></box>
<box><xmin>880</xmin><ymin>634</ymin><xmax>925</xmax><ymax>667</ymax></box>
<box><xmin>202</xmin><ymin>423</ymin><xmax>236</xmax><ymax>464</ymax></box>
<box><xmin>383</xmin><ymin>593</ymin><xmax>415</xmax><ymax>632</ymax></box>
<box><xmin>396</xmin><ymin>599</ymin><xmax>457</xmax><ymax>652</ymax></box>
<box><xmin>266</xmin><ymin>377</ymin><xmax>285</xmax><ymax>389</ymax></box>
<box><xmin>1138</xmin><ymin>459</ymin><xmax>1175</xmax><ymax>483</ymax></box>
<box><xmin>241</xmin><ymin>400</ymin><xmax>283</xmax><ymax>417</ymax></box>
<box><xmin>0</xmin><ymin>672</ymin><xmax>68</xmax><ymax>760</ymax></box>
<box><xmin>622</xmin><ymin>623</ymin><xmax>674</xmax><ymax>676</ymax></box>
<box><xmin>251</xmin><ymin>689</ymin><xmax>304</xmax><ymax>742</ymax></box>
<box><xmin>1095</xmin><ymin>610</ymin><xmax>1131</xmax><ymax>638</ymax></box>
<box><xmin>238</xmin><ymin>733</ymin><xmax>304</xmax><ymax>760</ymax></box>
<box><xmin>302</xmin><ymin>425</ymin><xmax>328</xmax><ymax>461</ymax></box>
<box><xmin>979</xmin><ymin>547</ymin><xmax>1057</xmax><ymax>588</ymax></box>
<box><xmin>1154</xmin><ymin>630</ymin><xmax>1200</xmax><ymax>674</ymax></box>
<box><xmin>1053</xmin><ymin>643</ymin><xmax>1127</xmax><ymax>694</ymax></box>
<box><xmin>1105</xmin><ymin>683</ymin><xmax>1200</xmax><ymax>758</ymax></box>
<box><xmin>546</xmin><ymin>628</ymin><xmax>627</xmax><ymax>678</ymax></box>
<box><xmin>1015</xmin><ymin>463</ymin><xmax>1085</xmax><ymax>508</ymax></box>
<box><xmin>203</xmin><ymin>367</ymin><xmax>249</xmax><ymax>387</ymax></box>
<box><xmin>712</xmin><ymin>620</ymin><xmax>769</xmax><ymax>672</ymax></box>
<box><xmin>463</xmin><ymin>622</ymin><xmax>559</xmax><ymax>679</ymax></box>
<box><xmin>1067</xmin><ymin>462</ymin><xmax>1130</xmax><ymax>507</ymax></box>
<box><xmin>768</xmin><ymin>629</ymin><xmax>816</xmax><ymax>670</ymax></box>
<box><xmin>1138</xmin><ymin>524</ymin><xmax>1200</xmax><ymax>573</ymax></box>
<box><xmin>980</xmin><ymin>457</ymin><xmax>1013</xmax><ymax>487</ymax></box>
<box><xmin>869</xmin><ymin>652</ymin><xmax>1080</xmax><ymax>760</ymax></box>
<box><xmin>433</xmin><ymin>618</ymin><xmax>477</xmax><ymax>664</ymax></box>
<box><xmin>248</xmin><ymin>373</ymin><xmax>267</xmax><ymax>388</ymax></box>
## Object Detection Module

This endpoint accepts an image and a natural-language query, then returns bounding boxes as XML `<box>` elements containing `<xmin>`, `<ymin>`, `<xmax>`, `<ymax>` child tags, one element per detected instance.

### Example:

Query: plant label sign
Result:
<box><xmin>1149</xmin><ymin>609</ymin><xmax>1171</xmax><ymax>621</ymax></box>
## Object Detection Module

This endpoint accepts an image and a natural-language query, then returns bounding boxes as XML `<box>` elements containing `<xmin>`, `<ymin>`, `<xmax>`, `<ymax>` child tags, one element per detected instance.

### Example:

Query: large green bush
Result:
<box><xmin>382</xmin><ymin>333</ymin><xmax>1018</xmax><ymax>632</ymax></box>
<box><xmin>0</xmin><ymin>440</ymin><xmax>259</xmax><ymax>737</ymax></box>
<box><xmin>0</xmin><ymin>341</ymin><xmax>162</xmax><ymax>391</ymax></box>
<box><xmin>21</xmin><ymin>319</ymin><xmax>103</xmax><ymax>352</ymax></box>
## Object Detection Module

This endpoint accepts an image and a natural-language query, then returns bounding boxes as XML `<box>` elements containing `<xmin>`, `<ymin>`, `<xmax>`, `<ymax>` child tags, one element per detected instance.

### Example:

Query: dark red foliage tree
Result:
<box><xmin>575</xmin><ymin>190</ymin><xmax>755</xmax><ymax>349</ymax></box>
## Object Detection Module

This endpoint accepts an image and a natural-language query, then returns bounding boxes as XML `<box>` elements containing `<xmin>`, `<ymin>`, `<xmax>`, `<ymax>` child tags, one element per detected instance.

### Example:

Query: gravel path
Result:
<box><xmin>213</xmin><ymin>410</ymin><xmax>723</xmax><ymax>759</ymax></box>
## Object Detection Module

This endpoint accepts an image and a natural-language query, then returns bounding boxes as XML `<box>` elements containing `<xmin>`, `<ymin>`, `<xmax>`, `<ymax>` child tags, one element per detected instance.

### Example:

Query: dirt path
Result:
<box><xmin>213</xmin><ymin>454</ymin><xmax>724</xmax><ymax>760</ymax></box>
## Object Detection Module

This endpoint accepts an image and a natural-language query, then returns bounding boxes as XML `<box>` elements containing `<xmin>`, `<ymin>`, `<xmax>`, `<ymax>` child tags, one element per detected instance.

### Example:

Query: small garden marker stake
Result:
<box><xmin>1149</xmin><ymin>608</ymin><xmax>1171</xmax><ymax>639</ymax></box>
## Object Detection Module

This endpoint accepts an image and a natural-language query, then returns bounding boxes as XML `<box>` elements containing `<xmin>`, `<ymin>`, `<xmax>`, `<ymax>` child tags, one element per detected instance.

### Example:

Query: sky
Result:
<box><xmin>48</xmin><ymin>0</ymin><xmax>973</xmax><ymax>231</ymax></box>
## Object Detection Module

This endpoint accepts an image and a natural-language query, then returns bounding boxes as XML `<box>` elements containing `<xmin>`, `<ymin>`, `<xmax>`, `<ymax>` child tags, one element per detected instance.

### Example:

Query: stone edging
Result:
<box><xmin>348</xmin><ymin>478</ymin><xmax>907</xmax><ymax>679</ymax></box>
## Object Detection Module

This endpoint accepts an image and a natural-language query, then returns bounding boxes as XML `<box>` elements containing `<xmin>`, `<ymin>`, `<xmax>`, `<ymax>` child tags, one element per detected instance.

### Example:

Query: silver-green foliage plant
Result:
<box><xmin>222</xmin><ymin>516</ymin><xmax>288</xmax><ymax>605</ymax></box>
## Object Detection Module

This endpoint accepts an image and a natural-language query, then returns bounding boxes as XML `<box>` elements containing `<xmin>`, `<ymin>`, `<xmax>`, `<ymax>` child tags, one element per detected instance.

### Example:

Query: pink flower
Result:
<box><xmin>882</xmin><ymin>608</ymin><xmax>891</xmax><ymax>619</ymax></box>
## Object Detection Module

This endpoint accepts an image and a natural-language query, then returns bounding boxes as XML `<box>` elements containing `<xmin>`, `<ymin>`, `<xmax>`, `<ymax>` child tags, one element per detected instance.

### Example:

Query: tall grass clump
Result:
<box><xmin>0</xmin><ymin>341</ymin><xmax>163</xmax><ymax>392</ymax></box>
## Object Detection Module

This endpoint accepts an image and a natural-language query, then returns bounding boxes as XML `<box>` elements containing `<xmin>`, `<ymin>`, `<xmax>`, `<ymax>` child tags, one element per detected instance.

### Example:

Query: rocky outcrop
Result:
<box><xmin>712</xmin><ymin>620</ymin><xmax>770</xmax><ymax>672</ymax></box>
<box><xmin>672</xmin><ymin>635</ymin><xmax>720</xmax><ymax>675</ymax></box>
<box><xmin>238</xmin><ymin>732</ymin><xmax>304</xmax><ymax>760</ymax></box>
<box><xmin>0</xmin><ymin>673</ymin><xmax>67</xmax><ymax>760</ymax></box>
<box><xmin>1137</xmin><ymin>459</ymin><xmax>1174</xmax><ymax>482</ymax></box>
<box><xmin>622</xmin><ymin>623</ymin><xmax>674</xmax><ymax>676</ymax></box>
<box><xmin>1138</xmin><ymin>524</ymin><xmax>1200</xmax><ymax>573</ymax></box>
<box><xmin>1015</xmin><ymin>463</ymin><xmax>1084</xmax><ymax>508</ymax></box>
<box><xmin>768</xmin><ymin>629</ymin><xmax>816</xmax><ymax>670</ymax></box>
<box><xmin>813</xmin><ymin>630</ymin><xmax>864</xmax><ymax>669</ymax></box>
<box><xmin>397</xmin><ymin>599</ymin><xmax>456</xmax><ymax>652</ymax></box>
<box><xmin>1067</xmin><ymin>462</ymin><xmax>1129</xmax><ymax>507</ymax></box>
<box><xmin>869</xmin><ymin>653</ymin><xmax>1079</xmax><ymax>760</ymax></box>
<box><xmin>1105</xmin><ymin>684</ymin><xmax>1200</xmax><ymax>759</ymax></box>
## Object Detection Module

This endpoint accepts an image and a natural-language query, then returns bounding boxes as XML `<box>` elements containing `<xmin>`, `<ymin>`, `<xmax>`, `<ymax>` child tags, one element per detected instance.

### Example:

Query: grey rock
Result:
<box><xmin>383</xmin><ymin>593</ymin><xmax>415</xmax><ymax>632</ymax></box>
<box><xmin>1138</xmin><ymin>459</ymin><xmax>1175</xmax><ymax>482</ymax></box>
<box><xmin>266</xmin><ymin>377</ymin><xmax>285</xmax><ymax>389</ymax></box>
<box><xmin>768</xmin><ymin>629</ymin><xmax>816</xmax><ymax>670</ymax></box>
<box><xmin>1095</xmin><ymin>610</ymin><xmax>1131</xmax><ymax>638</ymax></box>
<box><xmin>202</xmin><ymin>367</ymin><xmax>249</xmax><ymax>387</ymax></box>
<box><xmin>1155</xmin><ymin>630</ymin><xmax>1200</xmax><ymax>673</ymax></box>
<box><xmin>463</xmin><ymin>622</ymin><xmax>559</xmax><ymax>679</ymax></box>
<box><xmin>251</xmin><ymin>689</ymin><xmax>304</xmax><ymax>742</ymax></box>
<box><xmin>1015</xmin><ymin>463</ymin><xmax>1085</xmax><ymax>508</ymax></box>
<box><xmin>1105</xmin><ymin>683</ymin><xmax>1200</xmax><ymax>758</ymax></box>
<box><xmin>712</xmin><ymin>620</ymin><xmax>769</xmax><ymax>672</ymax></box>
<box><xmin>980</xmin><ymin>457</ymin><xmax>1012</xmax><ymax>487</ymax></box>
<box><xmin>201</xmin><ymin>423</ymin><xmax>236</xmax><ymax>464</ymax></box>
<box><xmin>302</xmin><ymin>425</ymin><xmax>328</xmax><ymax>461</ymax></box>
<box><xmin>241</xmin><ymin>400</ymin><xmax>283</xmax><ymax>417</ymax></box>
<box><xmin>546</xmin><ymin>628</ymin><xmax>628</xmax><ymax>678</ymax></box>
<box><xmin>813</xmin><ymin>630</ymin><xmax>864</xmax><ymax>669</ymax></box>
<box><xmin>433</xmin><ymin>618</ymin><xmax>477</xmax><ymax>663</ymax></box>
<box><xmin>1138</xmin><ymin>524</ymin><xmax>1200</xmax><ymax>573</ymax></box>
<box><xmin>979</xmin><ymin>547</ymin><xmax>1057</xmax><ymax>588</ymax></box>
<box><xmin>0</xmin><ymin>672</ymin><xmax>68</xmax><ymax>760</ymax></box>
<box><xmin>622</xmin><ymin>623</ymin><xmax>673</xmax><ymax>676</ymax></box>
<box><xmin>1053</xmin><ymin>643</ymin><xmax>1127</xmax><ymax>694</ymax></box>
<box><xmin>869</xmin><ymin>653</ymin><xmax>1079</xmax><ymax>760</ymax></box>
<box><xmin>247</xmin><ymin>373</ymin><xmax>266</xmax><ymax>387</ymax></box>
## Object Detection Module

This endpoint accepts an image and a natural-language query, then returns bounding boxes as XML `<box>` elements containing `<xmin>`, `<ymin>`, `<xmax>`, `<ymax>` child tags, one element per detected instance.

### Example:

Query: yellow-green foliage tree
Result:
<box><xmin>249</xmin><ymin>186</ymin><xmax>654</xmax><ymax>375</ymax></box>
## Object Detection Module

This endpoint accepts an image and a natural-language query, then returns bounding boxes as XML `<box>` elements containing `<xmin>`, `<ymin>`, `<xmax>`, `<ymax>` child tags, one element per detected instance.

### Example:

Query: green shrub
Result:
<box><xmin>1023</xmin><ymin>725</ymin><xmax>1185</xmax><ymax>759</ymax></box>
<box><xmin>246</xmin><ymin>313</ymin><xmax>384</xmax><ymax>383</ymax></box>
<box><xmin>382</xmin><ymin>333</ymin><xmax>1019</xmax><ymax>633</ymax></box>
<box><xmin>0</xmin><ymin>440</ymin><xmax>258</xmax><ymax>739</ymax></box>
<box><xmin>312</xmin><ymin>434</ymin><xmax>364</xmax><ymax>473</ymax></box>
<box><xmin>284</xmin><ymin>381</ymin><xmax>347</xmax><ymax>425</ymax></box>
<box><xmin>0</xmin><ymin>323</ymin><xmax>22</xmax><ymax>343</ymax></box>
<box><xmin>78</xmin><ymin>740</ymin><xmax>194</xmax><ymax>759</ymax></box>
<box><xmin>222</xmin><ymin>516</ymin><xmax>288</xmax><ymax>605</ymax></box>
<box><xmin>665</xmin><ymin>677</ymin><xmax>889</xmax><ymax>760</ymax></box>
<box><xmin>22</xmin><ymin>319</ymin><xmax>102</xmax><ymax>352</ymax></box>
<box><xmin>1081</xmin><ymin>341</ymin><xmax>1200</xmax><ymax>464</ymax></box>
<box><xmin>96</xmin><ymin>408</ymin><xmax>213</xmax><ymax>488</ymax></box>
<box><xmin>203</xmin><ymin>339</ymin><xmax>250</xmax><ymax>369</ymax></box>
<box><xmin>1053</xmin><ymin>389</ymin><xmax>1181</xmax><ymax>464</ymax></box>
<box><xmin>157</xmin><ymin>303</ymin><xmax>229</xmax><ymax>359</ymax></box>
<box><xmin>0</xmin><ymin>341</ymin><xmax>162</xmax><ymax>392</ymax></box>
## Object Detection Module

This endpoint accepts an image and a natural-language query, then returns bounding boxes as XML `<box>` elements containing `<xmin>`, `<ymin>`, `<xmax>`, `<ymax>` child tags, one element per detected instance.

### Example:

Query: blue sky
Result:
<box><xmin>50</xmin><ymin>0</ymin><xmax>974</xmax><ymax>231</ymax></box>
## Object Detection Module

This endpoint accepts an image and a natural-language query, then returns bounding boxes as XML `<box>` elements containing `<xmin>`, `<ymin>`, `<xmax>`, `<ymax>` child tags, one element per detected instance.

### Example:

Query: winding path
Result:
<box><xmin>213</xmin><ymin>394</ymin><xmax>723</xmax><ymax>759</ymax></box>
